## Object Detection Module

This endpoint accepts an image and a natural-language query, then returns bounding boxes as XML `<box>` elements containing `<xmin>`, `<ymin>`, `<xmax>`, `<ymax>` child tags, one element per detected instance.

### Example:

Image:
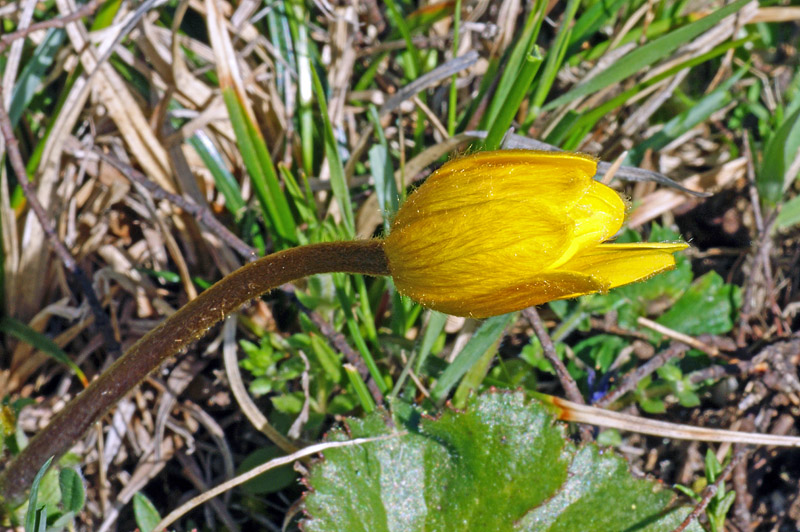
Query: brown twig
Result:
<box><xmin>82</xmin><ymin>147</ymin><xmax>258</xmax><ymax>262</ymax></box>
<box><xmin>594</xmin><ymin>342</ymin><xmax>690</xmax><ymax>409</ymax></box>
<box><xmin>672</xmin><ymin>446</ymin><xmax>749</xmax><ymax>532</ymax></box>
<box><xmin>523</xmin><ymin>307</ymin><xmax>584</xmax><ymax>405</ymax></box>
<box><xmin>0</xmin><ymin>101</ymin><xmax>120</xmax><ymax>356</ymax></box>
<box><xmin>0</xmin><ymin>0</ymin><xmax>101</xmax><ymax>54</ymax></box>
<box><xmin>0</xmin><ymin>240</ymin><xmax>390</xmax><ymax>505</ymax></box>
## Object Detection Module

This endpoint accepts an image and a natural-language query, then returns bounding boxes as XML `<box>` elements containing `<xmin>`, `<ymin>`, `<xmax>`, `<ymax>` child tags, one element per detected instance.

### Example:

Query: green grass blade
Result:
<box><xmin>187</xmin><ymin>131</ymin><xmax>245</xmax><ymax>220</ymax></box>
<box><xmin>367</xmin><ymin>106</ymin><xmax>398</xmax><ymax>230</ymax></box>
<box><xmin>626</xmin><ymin>66</ymin><xmax>748</xmax><ymax>165</ymax></box>
<box><xmin>310</xmin><ymin>69</ymin><xmax>355</xmax><ymax>237</ymax></box>
<box><xmin>286</xmin><ymin>0</ymin><xmax>315</xmax><ymax>176</ymax></box>
<box><xmin>24</xmin><ymin>456</ymin><xmax>53</xmax><ymax>532</ymax></box>
<box><xmin>223</xmin><ymin>88</ymin><xmax>297</xmax><ymax>245</ymax></box>
<box><xmin>431</xmin><ymin>313</ymin><xmax>515</xmax><ymax>402</ymax></box>
<box><xmin>415</xmin><ymin>310</ymin><xmax>447</xmax><ymax>374</ymax></box>
<box><xmin>344</xmin><ymin>364</ymin><xmax>375</xmax><ymax>413</ymax></box>
<box><xmin>543</xmin><ymin>0</ymin><xmax>750</xmax><ymax>111</ymax></box>
<box><xmin>478</xmin><ymin>0</ymin><xmax>546</xmax><ymax>133</ymax></box>
<box><xmin>447</xmin><ymin>0</ymin><xmax>462</xmax><ymax>135</ymax></box>
<box><xmin>528</xmin><ymin>0</ymin><xmax>581</xmax><ymax>118</ymax></box>
<box><xmin>759</xmin><ymin>106</ymin><xmax>800</xmax><ymax>205</ymax></box>
<box><xmin>777</xmin><ymin>194</ymin><xmax>800</xmax><ymax>229</ymax></box>
<box><xmin>334</xmin><ymin>276</ymin><xmax>388</xmax><ymax>395</ymax></box>
<box><xmin>567</xmin><ymin>0</ymin><xmax>628</xmax><ymax>55</ymax></box>
<box><xmin>482</xmin><ymin>47</ymin><xmax>543</xmax><ymax>150</ymax></box>
<box><xmin>558</xmin><ymin>35</ymin><xmax>755</xmax><ymax>150</ymax></box>
<box><xmin>384</xmin><ymin>0</ymin><xmax>421</xmax><ymax>80</ymax></box>
<box><xmin>9</xmin><ymin>29</ymin><xmax>65</xmax><ymax>127</ymax></box>
<box><xmin>0</xmin><ymin>316</ymin><xmax>87</xmax><ymax>387</ymax></box>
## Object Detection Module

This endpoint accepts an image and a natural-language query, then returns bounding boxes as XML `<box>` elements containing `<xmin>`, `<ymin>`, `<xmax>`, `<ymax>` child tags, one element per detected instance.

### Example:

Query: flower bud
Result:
<box><xmin>383</xmin><ymin>150</ymin><xmax>688</xmax><ymax>318</ymax></box>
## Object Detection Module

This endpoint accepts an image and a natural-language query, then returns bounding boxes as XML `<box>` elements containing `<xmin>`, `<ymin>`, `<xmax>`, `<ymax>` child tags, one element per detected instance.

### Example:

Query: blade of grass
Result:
<box><xmin>431</xmin><ymin>313</ymin><xmax>515</xmax><ymax>402</ymax></box>
<box><xmin>527</xmin><ymin>0</ymin><xmax>581</xmax><ymax>120</ymax></box>
<box><xmin>333</xmin><ymin>276</ymin><xmax>388</xmax><ymax>396</ymax></box>
<box><xmin>447</xmin><ymin>0</ymin><xmax>462</xmax><ymax>135</ymax></box>
<box><xmin>279</xmin><ymin>165</ymin><xmax>317</xmax><ymax>229</ymax></box>
<box><xmin>0</xmin><ymin>316</ymin><xmax>88</xmax><ymax>387</ymax></box>
<box><xmin>415</xmin><ymin>310</ymin><xmax>447</xmax><ymax>374</ymax></box>
<box><xmin>452</xmin><ymin>333</ymin><xmax>502</xmax><ymax>409</ymax></box>
<box><xmin>625</xmin><ymin>66</ymin><xmax>748</xmax><ymax>165</ymax></box>
<box><xmin>566</xmin><ymin>0</ymin><xmax>628</xmax><ymax>56</ymax></box>
<box><xmin>543</xmin><ymin>0</ymin><xmax>750</xmax><ymax>111</ymax></box>
<box><xmin>481</xmin><ymin>47</ymin><xmax>543</xmax><ymax>150</ymax></box>
<box><xmin>344</xmin><ymin>364</ymin><xmax>376</xmax><ymax>413</ymax></box>
<box><xmin>286</xmin><ymin>0</ymin><xmax>314</xmax><ymax>176</ymax></box>
<box><xmin>367</xmin><ymin>106</ymin><xmax>398</xmax><ymax>231</ymax></box>
<box><xmin>24</xmin><ymin>456</ymin><xmax>53</xmax><ymax>532</ymax></box>
<box><xmin>759</xmin><ymin>106</ymin><xmax>800</xmax><ymax>205</ymax></box>
<box><xmin>478</xmin><ymin>0</ymin><xmax>547</xmax><ymax>133</ymax></box>
<box><xmin>8</xmin><ymin>29</ymin><xmax>65</xmax><ymax>127</ymax></box>
<box><xmin>310</xmin><ymin>68</ymin><xmax>355</xmax><ymax>237</ymax></box>
<box><xmin>558</xmin><ymin>35</ymin><xmax>755</xmax><ymax>150</ymax></box>
<box><xmin>776</xmin><ymin>195</ymin><xmax>800</xmax><ymax>229</ymax></box>
<box><xmin>223</xmin><ymin>88</ymin><xmax>297</xmax><ymax>245</ymax></box>
<box><xmin>187</xmin><ymin>131</ymin><xmax>245</xmax><ymax>220</ymax></box>
<box><xmin>384</xmin><ymin>0</ymin><xmax>421</xmax><ymax>80</ymax></box>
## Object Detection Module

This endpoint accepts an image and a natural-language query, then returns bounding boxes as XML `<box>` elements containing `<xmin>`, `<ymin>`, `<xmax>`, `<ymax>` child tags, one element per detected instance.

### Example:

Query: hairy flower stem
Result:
<box><xmin>0</xmin><ymin>240</ymin><xmax>390</xmax><ymax>506</ymax></box>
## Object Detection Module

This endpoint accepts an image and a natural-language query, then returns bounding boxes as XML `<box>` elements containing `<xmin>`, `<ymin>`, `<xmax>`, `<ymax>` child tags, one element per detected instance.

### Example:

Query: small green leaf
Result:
<box><xmin>656</xmin><ymin>271</ymin><xmax>741</xmax><ymax>336</ymax></box>
<box><xmin>132</xmin><ymin>492</ymin><xmax>161</xmax><ymax>532</ymax></box>
<box><xmin>58</xmin><ymin>468</ymin><xmax>85</xmax><ymax>513</ymax></box>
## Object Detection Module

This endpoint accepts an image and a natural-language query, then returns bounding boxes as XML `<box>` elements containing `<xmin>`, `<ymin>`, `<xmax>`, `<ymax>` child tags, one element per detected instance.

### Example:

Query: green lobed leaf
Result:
<box><xmin>303</xmin><ymin>391</ymin><xmax>700</xmax><ymax>532</ymax></box>
<box><xmin>656</xmin><ymin>271</ymin><xmax>741</xmax><ymax>336</ymax></box>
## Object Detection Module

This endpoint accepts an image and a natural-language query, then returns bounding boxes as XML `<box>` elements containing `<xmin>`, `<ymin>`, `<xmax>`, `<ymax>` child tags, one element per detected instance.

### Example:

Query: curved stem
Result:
<box><xmin>0</xmin><ymin>240</ymin><xmax>390</xmax><ymax>506</ymax></box>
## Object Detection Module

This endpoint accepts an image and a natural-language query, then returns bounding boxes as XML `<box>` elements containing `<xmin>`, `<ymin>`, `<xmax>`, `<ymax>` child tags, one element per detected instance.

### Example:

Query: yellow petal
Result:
<box><xmin>557</xmin><ymin>242</ymin><xmax>689</xmax><ymax>289</ymax></box>
<box><xmin>386</xmin><ymin>150</ymin><xmax>605</xmax><ymax>303</ymax></box>
<box><xmin>405</xmin><ymin>272</ymin><xmax>605</xmax><ymax>318</ymax></box>
<box><xmin>549</xmin><ymin>179</ymin><xmax>626</xmax><ymax>269</ymax></box>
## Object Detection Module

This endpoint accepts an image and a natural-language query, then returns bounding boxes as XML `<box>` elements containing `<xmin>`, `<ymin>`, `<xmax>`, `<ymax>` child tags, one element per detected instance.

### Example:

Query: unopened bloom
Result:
<box><xmin>383</xmin><ymin>150</ymin><xmax>688</xmax><ymax>318</ymax></box>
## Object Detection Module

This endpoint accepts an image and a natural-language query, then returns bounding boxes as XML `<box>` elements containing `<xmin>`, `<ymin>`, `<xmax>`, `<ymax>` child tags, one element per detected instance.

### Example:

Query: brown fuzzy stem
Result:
<box><xmin>0</xmin><ymin>240</ymin><xmax>390</xmax><ymax>506</ymax></box>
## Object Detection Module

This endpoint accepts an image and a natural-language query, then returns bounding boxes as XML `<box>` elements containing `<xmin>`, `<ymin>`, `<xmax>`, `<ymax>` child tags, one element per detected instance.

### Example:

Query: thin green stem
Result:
<box><xmin>0</xmin><ymin>240</ymin><xmax>390</xmax><ymax>507</ymax></box>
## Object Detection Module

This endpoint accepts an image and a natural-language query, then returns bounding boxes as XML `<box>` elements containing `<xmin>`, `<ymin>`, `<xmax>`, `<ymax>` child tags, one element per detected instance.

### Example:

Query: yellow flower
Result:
<box><xmin>383</xmin><ymin>150</ymin><xmax>688</xmax><ymax>318</ymax></box>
